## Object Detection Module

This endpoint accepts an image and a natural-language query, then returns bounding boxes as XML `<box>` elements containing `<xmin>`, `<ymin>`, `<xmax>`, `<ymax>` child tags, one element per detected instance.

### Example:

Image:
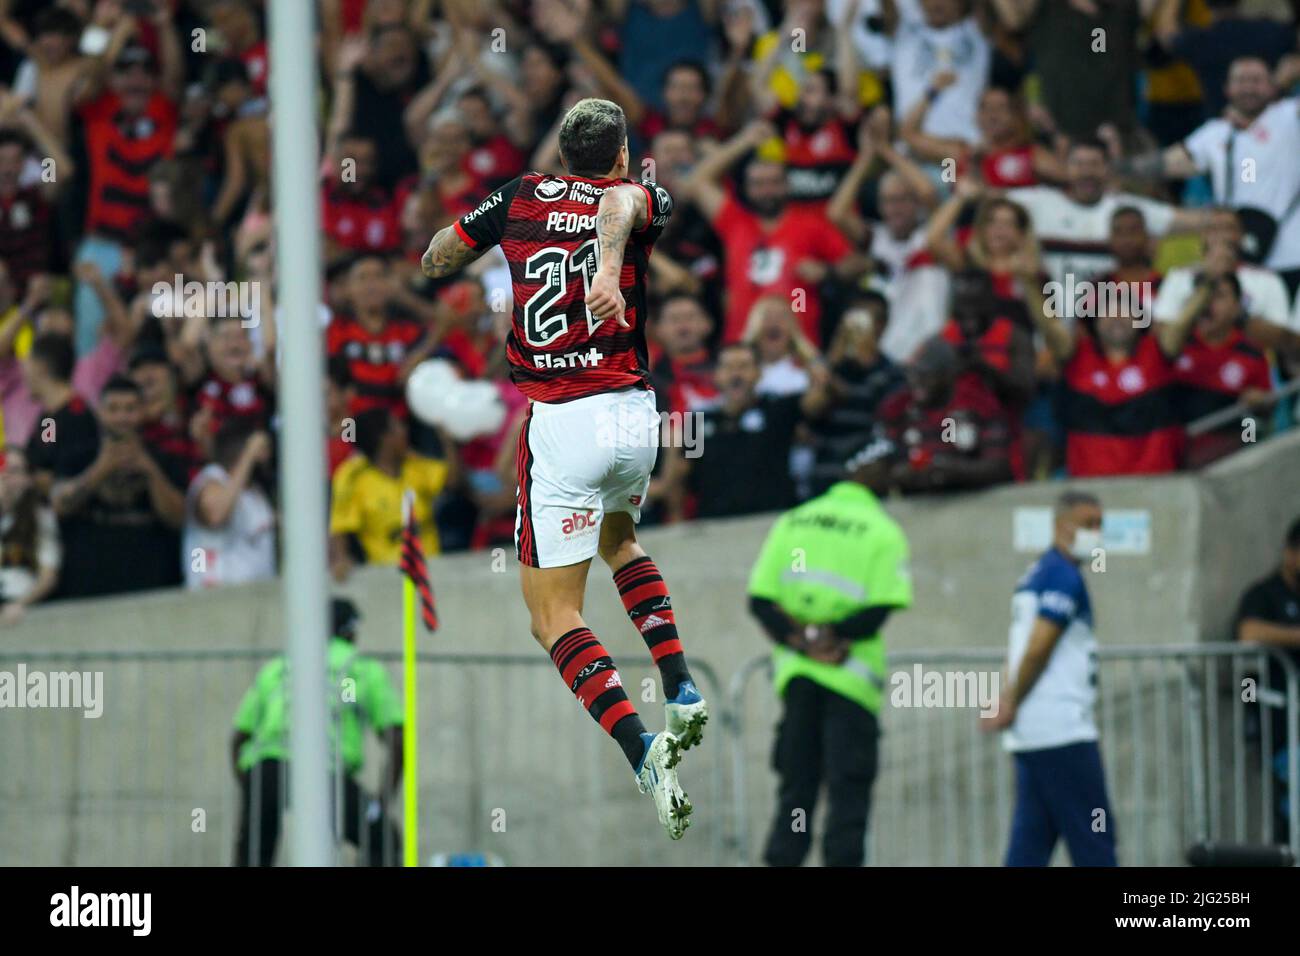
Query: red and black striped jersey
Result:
<box><xmin>454</xmin><ymin>172</ymin><xmax>673</xmax><ymax>403</ymax></box>
<box><xmin>326</xmin><ymin>313</ymin><xmax>425</xmax><ymax>415</ymax></box>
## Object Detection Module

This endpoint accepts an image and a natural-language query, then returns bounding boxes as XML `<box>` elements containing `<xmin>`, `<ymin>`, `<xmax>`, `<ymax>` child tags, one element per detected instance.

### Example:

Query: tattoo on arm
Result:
<box><xmin>421</xmin><ymin>225</ymin><xmax>483</xmax><ymax>278</ymax></box>
<box><xmin>595</xmin><ymin>185</ymin><xmax>646</xmax><ymax>274</ymax></box>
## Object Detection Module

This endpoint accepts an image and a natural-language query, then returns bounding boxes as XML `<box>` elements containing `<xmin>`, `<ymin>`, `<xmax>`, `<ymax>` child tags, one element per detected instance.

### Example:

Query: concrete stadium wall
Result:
<box><xmin>3</xmin><ymin>430</ymin><xmax>1298</xmax><ymax>866</ymax></box>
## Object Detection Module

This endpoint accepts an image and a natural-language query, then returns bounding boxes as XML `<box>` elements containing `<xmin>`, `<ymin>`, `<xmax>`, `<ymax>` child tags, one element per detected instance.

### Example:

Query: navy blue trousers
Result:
<box><xmin>1005</xmin><ymin>740</ymin><xmax>1117</xmax><ymax>867</ymax></box>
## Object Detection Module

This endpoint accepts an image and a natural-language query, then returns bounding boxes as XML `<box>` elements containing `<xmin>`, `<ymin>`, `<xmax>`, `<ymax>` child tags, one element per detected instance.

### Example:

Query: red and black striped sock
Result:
<box><xmin>549</xmin><ymin>627</ymin><xmax>647</xmax><ymax>769</ymax></box>
<box><xmin>614</xmin><ymin>555</ymin><xmax>692</xmax><ymax>700</ymax></box>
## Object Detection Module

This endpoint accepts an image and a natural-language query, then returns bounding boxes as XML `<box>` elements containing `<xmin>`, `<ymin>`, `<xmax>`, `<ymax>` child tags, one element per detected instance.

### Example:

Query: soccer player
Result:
<box><xmin>419</xmin><ymin>98</ymin><xmax>705</xmax><ymax>839</ymax></box>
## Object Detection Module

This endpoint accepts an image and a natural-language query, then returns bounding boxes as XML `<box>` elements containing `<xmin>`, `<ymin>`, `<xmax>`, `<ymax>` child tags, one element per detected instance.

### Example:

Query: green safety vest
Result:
<box><xmin>747</xmin><ymin>482</ymin><xmax>913</xmax><ymax>713</ymax></box>
<box><xmin>231</xmin><ymin>637</ymin><xmax>403</xmax><ymax>774</ymax></box>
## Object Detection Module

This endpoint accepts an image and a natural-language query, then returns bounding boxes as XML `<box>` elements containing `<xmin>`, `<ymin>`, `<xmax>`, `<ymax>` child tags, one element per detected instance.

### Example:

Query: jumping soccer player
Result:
<box><xmin>420</xmin><ymin>98</ymin><xmax>706</xmax><ymax>839</ymax></box>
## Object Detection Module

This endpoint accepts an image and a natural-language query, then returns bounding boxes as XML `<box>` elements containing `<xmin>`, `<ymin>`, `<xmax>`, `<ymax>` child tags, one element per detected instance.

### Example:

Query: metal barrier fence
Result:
<box><xmin>0</xmin><ymin>650</ymin><xmax>725</xmax><ymax>867</ymax></box>
<box><xmin>5</xmin><ymin>643</ymin><xmax>1296</xmax><ymax>866</ymax></box>
<box><xmin>725</xmin><ymin>644</ymin><xmax>1300</xmax><ymax>866</ymax></box>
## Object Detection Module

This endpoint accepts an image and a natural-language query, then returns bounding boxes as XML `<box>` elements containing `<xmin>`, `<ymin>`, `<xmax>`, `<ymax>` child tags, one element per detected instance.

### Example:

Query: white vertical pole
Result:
<box><xmin>268</xmin><ymin>0</ymin><xmax>331</xmax><ymax>867</ymax></box>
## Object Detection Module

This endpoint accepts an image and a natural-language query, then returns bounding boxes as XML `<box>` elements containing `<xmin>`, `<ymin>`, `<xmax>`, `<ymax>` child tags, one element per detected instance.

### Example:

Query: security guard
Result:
<box><xmin>747</xmin><ymin>437</ymin><xmax>912</xmax><ymax>866</ymax></box>
<box><xmin>231</xmin><ymin>597</ymin><xmax>404</xmax><ymax>866</ymax></box>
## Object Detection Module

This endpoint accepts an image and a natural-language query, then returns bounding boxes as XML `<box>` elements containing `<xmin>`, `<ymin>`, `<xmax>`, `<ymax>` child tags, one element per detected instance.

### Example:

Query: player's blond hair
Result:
<box><xmin>558</xmin><ymin>98</ymin><xmax>627</xmax><ymax>177</ymax></box>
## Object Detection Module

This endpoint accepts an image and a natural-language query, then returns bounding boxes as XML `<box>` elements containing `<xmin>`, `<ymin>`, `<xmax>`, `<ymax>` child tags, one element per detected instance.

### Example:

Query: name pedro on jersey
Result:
<box><xmin>545</xmin><ymin>211</ymin><xmax>598</xmax><ymax>233</ymax></box>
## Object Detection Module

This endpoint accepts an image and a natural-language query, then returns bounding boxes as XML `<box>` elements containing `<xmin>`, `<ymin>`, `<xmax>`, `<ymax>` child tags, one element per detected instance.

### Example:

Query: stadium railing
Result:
<box><xmin>725</xmin><ymin>644</ymin><xmax>1300</xmax><ymax>866</ymax></box>
<box><xmin>0</xmin><ymin>649</ymin><xmax>725</xmax><ymax>867</ymax></box>
<box><xmin>6</xmin><ymin>642</ymin><xmax>1294</xmax><ymax>866</ymax></box>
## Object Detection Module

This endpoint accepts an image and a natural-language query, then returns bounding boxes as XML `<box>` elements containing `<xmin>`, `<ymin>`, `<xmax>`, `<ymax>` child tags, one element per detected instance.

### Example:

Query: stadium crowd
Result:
<box><xmin>2</xmin><ymin>0</ymin><xmax>1300</xmax><ymax>610</ymax></box>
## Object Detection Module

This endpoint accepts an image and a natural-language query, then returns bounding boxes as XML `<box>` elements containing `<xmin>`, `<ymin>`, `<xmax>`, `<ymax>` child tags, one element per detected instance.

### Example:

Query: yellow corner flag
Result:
<box><xmin>398</xmin><ymin>490</ymin><xmax>438</xmax><ymax>866</ymax></box>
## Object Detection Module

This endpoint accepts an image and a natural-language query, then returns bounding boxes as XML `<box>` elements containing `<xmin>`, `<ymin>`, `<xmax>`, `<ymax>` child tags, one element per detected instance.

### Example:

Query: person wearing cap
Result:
<box><xmin>231</xmin><ymin>598</ymin><xmax>404</xmax><ymax>866</ymax></box>
<box><xmin>71</xmin><ymin>7</ymin><xmax>183</xmax><ymax>355</ymax></box>
<box><xmin>746</xmin><ymin>436</ymin><xmax>913</xmax><ymax>866</ymax></box>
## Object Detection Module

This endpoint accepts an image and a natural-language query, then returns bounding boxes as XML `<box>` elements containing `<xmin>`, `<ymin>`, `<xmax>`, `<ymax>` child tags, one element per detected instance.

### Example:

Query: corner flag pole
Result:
<box><xmin>269</xmin><ymin>0</ymin><xmax>331</xmax><ymax>866</ymax></box>
<box><xmin>402</xmin><ymin>490</ymin><xmax>419</xmax><ymax>867</ymax></box>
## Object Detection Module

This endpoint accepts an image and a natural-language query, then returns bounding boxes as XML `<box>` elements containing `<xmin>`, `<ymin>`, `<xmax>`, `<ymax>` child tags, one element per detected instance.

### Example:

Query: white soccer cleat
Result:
<box><xmin>665</xmin><ymin>681</ymin><xmax>708</xmax><ymax>751</ymax></box>
<box><xmin>635</xmin><ymin>731</ymin><xmax>692</xmax><ymax>840</ymax></box>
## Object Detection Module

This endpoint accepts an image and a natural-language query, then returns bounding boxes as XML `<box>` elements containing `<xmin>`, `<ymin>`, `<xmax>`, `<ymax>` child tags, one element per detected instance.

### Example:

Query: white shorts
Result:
<box><xmin>515</xmin><ymin>389</ymin><xmax>660</xmax><ymax>568</ymax></box>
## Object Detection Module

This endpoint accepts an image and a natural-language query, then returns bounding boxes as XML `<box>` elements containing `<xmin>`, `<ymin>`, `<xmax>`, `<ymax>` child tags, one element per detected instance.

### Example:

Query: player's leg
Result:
<box><xmin>762</xmin><ymin>677</ymin><xmax>825</xmax><ymax>866</ymax></box>
<box><xmin>598</xmin><ymin>513</ymin><xmax>708</xmax><ymax>749</ymax></box>
<box><xmin>1003</xmin><ymin>750</ymin><xmax>1060</xmax><ymax>866</ymax></box>
<box><xmin>522</xmin><ymin>547</ymin><xmax>647</xmax><ymax>762</ymax></box>
<box><xmin>517</xmin><ymin>397</ymin><xmax>690</xmax><ymax>839</ymax></box>
<box><xmin>598</xmin><ymin>390</ymin><xmax>708</xmax><ymax>748</ymax></box>
<box><xmin>521</xmin><ymin>560</ymin><xmax>692</xmax><ymax>839</ymax></box>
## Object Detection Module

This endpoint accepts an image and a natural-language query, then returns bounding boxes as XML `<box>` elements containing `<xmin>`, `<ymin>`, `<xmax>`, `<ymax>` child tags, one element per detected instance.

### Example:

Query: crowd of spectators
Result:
<box><xmin>2</xmin><ymin>0</ymin><xmax>1300</xmax><ymax>610</ymax></box>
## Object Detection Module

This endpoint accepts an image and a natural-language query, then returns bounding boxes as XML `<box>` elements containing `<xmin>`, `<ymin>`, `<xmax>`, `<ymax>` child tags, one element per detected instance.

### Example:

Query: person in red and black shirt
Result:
<box><xmin>763</xmin><ymin>69</ymin><xmax>860</xmax><ymax>207</ymax></box>
<box><xmin>1031</xmin><ymin>267</ymin><xmax>1202</xmax><ymax>478</ymax></box>
<box><xmin>76</xmin><ymin>43</ymin><xmax>179</xmax><ymax>243</ymax></box>
<box><xmin>941</xmin><ymin>268</ymin><xmax>1036</xmax><ymax>409</ymax></box>
<box><xmin>902</xmin><ymin>83</ymin><xmax>1067</xmax><ymax>189</ymax></box>
<box><xmin>428</xmin><ymin>166</ymin><xmax>671</xmax><ymax>403</ymax></box>
<box><xmin>1086</xmin><ymin>206</ymin><xmax>1163</xmax><ymax>337</ymax></box>
<box><xmin>1173</xmin><ymin>273</ymin><xmax>1274</xmax><ymax>468</ymax></box>
<box><xmin>648</xmin><ymin>292</ymin><xmax>717</xmax><ymax>417</ymax></box>
<box><xmin>940</xmin><ymin>269</ymin><xmax>1035</xmax><ymax>480</ymax></box>
<box><xmin>877</xmin><ymin>336</ymin><xmax>1014</xmax><ymax>494</ymax></box>
<box><xmin>210</xmin><ymin>0</ymin><xmax>268</xmax><ymax>96</ymax></box>
<box><xmin>189</xmin><ymin>316</ymin><xmax>274</xmax><ymax>459</ymax></box>
<box><xmin>322</xmin><ymin>133</ymin><xmax>402</xmax><ymax>260</ymax></box>
<box><xmin>130</xmin><ymin>347</ymin><xmax>201</xmax><ymax>485</ymax></box>
<box><xmin>419</xmin><ymin>98</ymin><xmax>701</xmax><ymax>836</ymax></box>
<box><xmin>458</xmin><ymin>88</ymin><xmax>527</xmax><ymax>194</ymax></box>
<box><xmin>0</xmin><ymin>128</ymin><xmax>58</xmax><ymax>297</ymax></box>
<box><xmin>326</xmin><ymin>254</ymin><xmax>427</xmax><ymax>416</ymax></box>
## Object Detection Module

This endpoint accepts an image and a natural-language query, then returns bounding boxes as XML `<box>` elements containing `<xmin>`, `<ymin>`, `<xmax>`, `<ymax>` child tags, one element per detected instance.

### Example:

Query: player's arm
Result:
<box><xmin>585</xmin><ymin>183</ymin><xmax>649</xmax><ymax>327</ymax></box>
<box><xmin>423</xmin><ymin>178</ymin><xmax>521</xmax><ymax>279</ymax></box>
<box><xmin>420</xmin><ymin>225</ymin><xmax>486</xmax><ymax>279</ymax></box>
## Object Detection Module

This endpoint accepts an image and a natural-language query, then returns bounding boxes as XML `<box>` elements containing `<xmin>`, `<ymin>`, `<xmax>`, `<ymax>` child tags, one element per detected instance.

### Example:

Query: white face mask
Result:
<box><xmin>1070</xmin><ymin>527</ymin><xmax>1103</xmax><ymax>561</ymax></box>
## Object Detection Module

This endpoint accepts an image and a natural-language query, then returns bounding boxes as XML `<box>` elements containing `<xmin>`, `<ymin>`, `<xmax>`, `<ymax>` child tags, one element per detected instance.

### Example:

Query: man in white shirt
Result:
<box><xmin>1010</xmin><ymin>139</ymin><xmax>1207</xmax><ymax>289</ymax></box>
<box><xmin>1153</xmin><ymin>208</ymin><xmax>1294</xmax><ymax>330</ymax></box>
<box><xmin>885</xmin><ymin>0</ymin><xmax>990</xmax><ymax>144</ymax></box>
<box><xmin>1152</xmin><ymin>57</ymin><xmax>1300</xmax><ymax>292</ymax></box>
<box><xmin>985</xmin><ymin>490</ymin><xmax>1116</xmax><ymax>867</ymax></box>
<box><xmin>867</xmin><ymin>170</ymin><xmax>950</xmax><ymax>362</ymax></box>
<box><xmin>183</xmin><ymin>419</ymin><xmax>277</xmax><ymax>589</ymax></box>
